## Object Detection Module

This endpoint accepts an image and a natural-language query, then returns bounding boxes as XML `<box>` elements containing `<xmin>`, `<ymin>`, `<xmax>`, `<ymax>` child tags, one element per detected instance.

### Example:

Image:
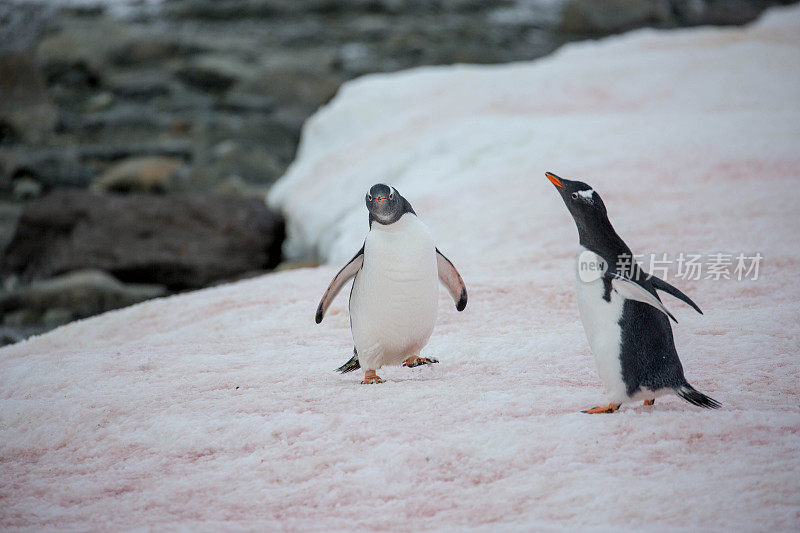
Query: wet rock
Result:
<box><xmin>91</xmin><ymin>156</ymin><xmax>185</xmax><ymax>193</ymax></box>
<box><xmin>0</xmin><ymin>148</ymin><xmax>94</xmax><ymax>193</ymax></box>
<box><xmin>0</xmin><ymin>269</ymin><xmax>167</xmax><ymax>319</ymax></box>
<box><xmin>35</xmin><ymin>16</ymin><xmax>131</xmax><ymax>81</ymax></box>
<box><xmin>192</xmin><ymin>140</ymin><xmax>284</xmax><ymax>189</ymax></box>
<box><xmin>688</xmin><ymin>0</ymin><xmax>763</xmax><ymax>26</ymax></box>
<box><xmin>41</xmin><ymin>307</ymin><xmax>74</xmax><ymax>328</ymax></box>
<box><xmin>174</xmin><ymin>54</ymin><xmax>254</xmax><ymax>94</ymax></box>
<box><xmin>71</xmin><ymin>104</ymin><xmax>172</xmax><ymax>143</ymax></box>
<box><xmin>215</xmin><ymin>92</ymin><xmax>276</xmax><ymax>114</ymax></box>
<box><xmin>1</xmin><ymin>190</ymin><xmax>285</xmax><ymax>290</ymax></box>
<box><xmin>0</xmin><ymin>326</ymin><xmax>28</xmax><ymax>346</ymax></box>
<box><xmin>0</xmin><ymin>50</ymin><xmax>56</xmax><ymax>144</ymax></box>
<box><xmin>559</xmin><ymin>0</ymin><xmax>674</xmax><ymax>34</ymax></box>
<box><xmin>107</xmin><ymin>70</ymin><xmax>174</xmax><ymax>100</ymax></box>
<box><xmin>235</xmin><ymin>68</ymin><xmax>340</xmax><ymax>108</ymax></box>
<box><xmin>188</xmin><ymin>114</ymin><xmax>299</xmax><ymax>171</ymax></box>
<box><xmin>109</xmin><ymin>38</ymin><xmax>183</xmax><ymax>67</ymax></box>
<box><xmin>2</xmin><ymin>308</ymin><xmax>39</xmax><ymax>328</ymax></box>
<box><xmin>77</xmin><ymin>141</ymin><xmax>194</xmax><ymax>163</ymax></box>
<box><xmin>0</xmin><ymin>201</ymin><xmax>23</xmax><ymax>252</ymax></box>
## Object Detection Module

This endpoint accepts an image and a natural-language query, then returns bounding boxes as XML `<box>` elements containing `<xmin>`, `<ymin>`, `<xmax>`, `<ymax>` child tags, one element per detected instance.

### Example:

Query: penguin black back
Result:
<box><xmin>546</xmin><ymin>171</ymin><xmax>720</xmax><ymax>411</ymax></box>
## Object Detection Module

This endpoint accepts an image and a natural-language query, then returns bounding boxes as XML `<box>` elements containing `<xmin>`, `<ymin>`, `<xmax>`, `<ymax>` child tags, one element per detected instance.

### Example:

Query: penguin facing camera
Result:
<box><xmin>316</xmin><ymin>184</ymin><xmax>468</xmax><ymax>384</ymax></box>
<box><xmin>546</xmin><ymin>172</ymin><xmax>720</xmax><ymax>413</ymax></box>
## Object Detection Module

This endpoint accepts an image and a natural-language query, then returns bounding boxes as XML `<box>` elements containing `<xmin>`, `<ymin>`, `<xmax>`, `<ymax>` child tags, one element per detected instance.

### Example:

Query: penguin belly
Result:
<box><xmin>350</xmin><ymin>214</ymin><xmax>439</xmax><ymax>370</ymax></box>
<box><xmin>575</xmin><ymin>249</ymin><xmax>628</xmax><ymax>404</ymax></box>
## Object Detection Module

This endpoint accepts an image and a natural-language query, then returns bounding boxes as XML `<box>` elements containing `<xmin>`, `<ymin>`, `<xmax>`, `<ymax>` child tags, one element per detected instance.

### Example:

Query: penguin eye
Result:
<box><xmin>571</xmin><ymin>192</ymin><xmax>579</xmax><ymax>200</ymax></box>
<box><xmin>389</xmin><ymin>192</ymin><xmax>394</xmax><ymax>200</ymax></box>
<box><xmin>368</xmin><ymin>194</ymin><xmax>373</xmax><ymax>201</ymax></box>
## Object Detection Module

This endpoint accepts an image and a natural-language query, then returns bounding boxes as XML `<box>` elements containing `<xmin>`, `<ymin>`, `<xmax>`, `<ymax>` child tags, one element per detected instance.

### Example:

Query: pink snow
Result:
<box><xmin>3</xmin><ymin>7</ymin><xmax>800</xmax><ymax>531</ymax></box>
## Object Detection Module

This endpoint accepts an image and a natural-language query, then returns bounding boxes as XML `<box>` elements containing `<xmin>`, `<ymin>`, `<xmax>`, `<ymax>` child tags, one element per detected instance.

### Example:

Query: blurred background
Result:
<box><xmin>0</xmin><ymin>0</ymin><xmax>794</xmax><ymax>345</ymax></box>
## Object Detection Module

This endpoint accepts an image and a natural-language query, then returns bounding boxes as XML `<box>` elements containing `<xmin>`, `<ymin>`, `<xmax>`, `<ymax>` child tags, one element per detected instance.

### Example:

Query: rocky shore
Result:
<box><xmin>0</xmin><ymin>0</ymin><xmax>792</xmax><ymax>344</ymax></box>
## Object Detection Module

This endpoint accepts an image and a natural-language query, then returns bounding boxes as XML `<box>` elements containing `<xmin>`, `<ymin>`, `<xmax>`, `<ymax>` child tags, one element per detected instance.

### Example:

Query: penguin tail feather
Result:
<box><xmin>675</xmin><ymin>384</ymin><xmax>721</xmax><ymax>409</ymax></box>
<box><xmin>336</xmin><ymin>352</ymin><xmax>360</xmax><ymax>374</ymax></box>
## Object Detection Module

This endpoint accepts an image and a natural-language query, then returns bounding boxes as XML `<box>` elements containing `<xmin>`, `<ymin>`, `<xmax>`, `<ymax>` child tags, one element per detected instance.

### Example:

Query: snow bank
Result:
<box><xmin>3</xmin><ymin>7</ymin><xmax>800</xmax><ymax>530</ymax></box>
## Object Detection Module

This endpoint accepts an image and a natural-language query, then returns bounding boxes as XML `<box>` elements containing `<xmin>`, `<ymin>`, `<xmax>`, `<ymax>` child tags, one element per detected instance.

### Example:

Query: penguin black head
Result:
<box><xmin>365</xmin><ymin>183</ymin><xmax>415</xmax><ymax>226</ymax></box>
<box><xmin>546</xmin><ymin>172</ymin><xmax>615</xmax><ymax>248</ymax></box>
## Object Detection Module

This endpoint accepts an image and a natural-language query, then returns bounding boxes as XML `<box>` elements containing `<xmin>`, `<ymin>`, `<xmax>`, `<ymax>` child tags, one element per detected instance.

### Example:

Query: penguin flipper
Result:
<box><xmin>316</xmin><ymin>244</ymin><xmax>364</xmax><ymax>324</ymax></box>
<box><xmin>608</xmin><ymin>273</ymin><xmax>678</xmax><ymax>323</ymax></box>
<box><xmin>650</xmin><ymin>275</ymin><xmax>703</xmax><ymax>315</ymax></box>
<box><xmin>436</xmin><ymin>248</ymin><xmax>467</xmax><ymax>311</ymax></box>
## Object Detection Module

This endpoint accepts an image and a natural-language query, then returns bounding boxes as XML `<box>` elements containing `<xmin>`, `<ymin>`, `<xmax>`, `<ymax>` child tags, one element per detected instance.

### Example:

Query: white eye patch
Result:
<box><xmin>577</xmin><ymin>189</ymin><xmax>594</xmax><ymax>202</ymax></box>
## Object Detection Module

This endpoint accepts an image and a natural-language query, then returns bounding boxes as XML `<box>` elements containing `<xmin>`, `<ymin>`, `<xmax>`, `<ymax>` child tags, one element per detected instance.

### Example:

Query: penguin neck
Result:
<box><xmin>575</xmin><ymin>214</ymin><xmax>631</xmax><ymax>262</ymax></box>
<box><xmin>370</xmin><ymin>212</ymin><xmax>415</xmax><ymax>233</ymax></box>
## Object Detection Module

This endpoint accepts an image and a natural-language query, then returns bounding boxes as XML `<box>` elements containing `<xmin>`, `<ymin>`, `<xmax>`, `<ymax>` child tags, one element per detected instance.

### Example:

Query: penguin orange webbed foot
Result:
<box><xmin>582</xmin><ymin>403</ymin><xmax>621</xmax><ymax>414</ymax></box>
<box><xmin>643</xmin><ymin>399</ymin><xmax>655</xmax><ymax>406</ymax></box>
<box><xmin>361</xmin><ymin>370</ymin><xmax>385</xmax><ymax>384</ymax></box>
<box><xmin>402</xmin><ymin>355</ymin><xmax>439</xmax><ymax>368</ymax></box>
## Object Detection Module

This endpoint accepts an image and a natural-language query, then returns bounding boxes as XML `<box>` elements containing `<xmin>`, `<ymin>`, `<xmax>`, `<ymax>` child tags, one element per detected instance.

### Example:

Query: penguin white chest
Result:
<box><xmin>350</xmin><ymin>214</ymin><xmax>439</xmax><ymax>369</ymax></box>
<box><xmin>575</xmin><ymin>248</ymin><xmax>627</xmax><ymax>402</ymax></box>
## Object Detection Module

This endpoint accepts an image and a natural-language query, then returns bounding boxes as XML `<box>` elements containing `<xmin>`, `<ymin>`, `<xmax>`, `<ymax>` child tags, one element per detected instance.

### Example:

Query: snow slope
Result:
<box><xmin>3</xmin><ymin>7</ymin><xmax>800</xmax><ymax>531</ymax></box>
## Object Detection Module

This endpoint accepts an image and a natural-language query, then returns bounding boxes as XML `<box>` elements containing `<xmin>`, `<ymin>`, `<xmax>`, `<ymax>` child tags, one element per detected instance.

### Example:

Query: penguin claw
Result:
<box><xmin>582</xmin><ymin>403</ymin><xmax>621</xmax><ymax>414</ymax></box>
<box><xmin>361</xmin><ymin>370</ymin><xmax>384</xmax><ymax>384</ymax></box>
<box><xmin>402</xmin><ymin>356</ymin><xmax>439</xmax><ymax>368</ymax></box>
<box><xmin>643</xmin><ymin>399</ymin><xmax>655</xmax><ymax>406</ymax></box>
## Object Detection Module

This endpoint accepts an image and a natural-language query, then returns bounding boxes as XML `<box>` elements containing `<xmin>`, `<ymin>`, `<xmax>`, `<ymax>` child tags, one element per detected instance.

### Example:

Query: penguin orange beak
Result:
<box><xmin>546</xmin><ymin>172</ymin><xmax>564</xmax><ymax>189</ymax></box>
<box><xmin>375</xmin><ymin>196</ymin><xmax>388</xmax><ymax>203</ymax></box>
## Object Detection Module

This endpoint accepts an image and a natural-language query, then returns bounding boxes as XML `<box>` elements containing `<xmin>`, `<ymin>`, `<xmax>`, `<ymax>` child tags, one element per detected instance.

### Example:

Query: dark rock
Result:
<box><xmin>35</xmin><ymin>17</ymin><xmax>123</xmax><ymax>96</ymax></box>
<box><xmin>3</xmin><ymin>308</ymin><xmax>40</xmax><ymax>328</ymax></box>
<box><xmin>42</xmin><ymin>60</ymin><xmax>101</xmax><ymax>93</ymax></box>
<box><xmin>71</xmin><ymin>104</ymin><xmax>171</xmax><ymax>142</ymax></box>
<box><xmin>41</xmin><ymin>307</ymin><xmax>74</xmax><ymax>328</ymax></box>
<box><xmin>0</xmin><ymin>201</ymin><xmax>23</xmax><ymax>252</ymax></box>
<box><xmin>559</xmin><ymin>0</ymin><xmax>674</xmax><ymax>34</ymax></box>
<box><xmin>215</xmin><ymin>92</ymin><xmax>276</xmax><ymax>114</ymax></box>
<box><xmin>0</xmin><ymin>325</ymin><xmax>29</xmax><ymax>346</ymax></box>
<box><xmin>188</xmin><ymin>114</ymin><xmax>299</xmax><ymax>168</ymax></box>
<box><xmin>35</xmin><ymin>16</ymin><xmax>130</xmax><ymax>76</ymax></box>
<box><xmin>174</xmin><ymin>55</ymin><xmax>254</xmax><ymax>94</ymax></box>
<box><xmin>235</xmin><ymin>68</ymin><xmax>340</xmax><ymax>108</ymax></box>
<box><xmin>0</xmin><ymin>148</ymin><xmax>94</xmax><ymax>193</ymax></box>
<box><xmin>0</xmin><ymin>269</ymin><xmax>167</xmax><ymax>318</ymax></box>
<box><xmin>0</xmin><ymin>50</ymin><xmax>56</xmax><ymax>145</ymax></box>
<box><xmin>109</xmin><ymin>38</ymin><xmax>183</xmax><ymax>67</ymax></box>
<box><xmin>190</xmin><ymin>140</ymin><xmax>284</xmax><ymax>189</ymax></box>
<box><xmin>77</xmin><ymin>141</ymin><xmax>194</xmax><ymax>162</ymax></box>
<box><xmin>107</xmin><ymin>70</ymin><xmax>174</xmax><ymax>100</ymax></box>
<box><xmin>1</xmin><ymin>190</ymin><xmax>285</xmax><ymax>290</ymax></box>
<box><xmin>694</xmin><ymin>0</ymin><xmax>764</xmax><ymax>26</ymax></box>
